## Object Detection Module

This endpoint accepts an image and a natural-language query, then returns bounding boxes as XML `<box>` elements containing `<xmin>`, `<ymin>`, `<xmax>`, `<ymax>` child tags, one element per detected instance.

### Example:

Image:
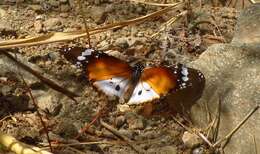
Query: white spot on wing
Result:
<box><xmin>182</xmin><ymin>76</ymin><xmax>189</xmax><ymax>82</ymax></box>
<box><xmin>76</xmin><ymin>61</ymin><xmax>82</xmax><ymax>68</ymax></box>
<box><xmin>82</xmin><ymin>49</ymin><xmax>94</xmax><ymax>56</ymax></box>
<box><xmin>77</xmin><ymin>56</ymin><xmax>86</xmax><ymax>61</ymax></box>
<box><xmin>127</xmin><ymin>82</ymin><xmax>159</xmax><ymax>105</ymax></box>
<box><xmin>93</xmin><ymin>77</ymin><xmax>129</xmax><ymax>97</ymax></box>
<box><xmin>181</xmin><ymin>67</ymin><xmax>189</xmax><ymax>76</ymax></box>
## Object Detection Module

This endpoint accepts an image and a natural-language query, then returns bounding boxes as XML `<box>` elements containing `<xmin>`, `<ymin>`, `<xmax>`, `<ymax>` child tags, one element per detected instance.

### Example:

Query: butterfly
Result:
<box><xmin>60</xmin><ymin>47</ymin><xmax>205</xmax><ymax>105</ymax></box>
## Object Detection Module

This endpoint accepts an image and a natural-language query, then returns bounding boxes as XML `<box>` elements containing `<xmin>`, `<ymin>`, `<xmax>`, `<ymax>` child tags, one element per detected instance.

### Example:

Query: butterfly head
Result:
<box><xmin>131</xmin><ymin>62</ymin><xmax>144</xmax><ymax>82</ymax></box>
<box><xmin>133</xmin><ymin>62</ymin><xmax>145</xmax><ymax>72</ymax></box>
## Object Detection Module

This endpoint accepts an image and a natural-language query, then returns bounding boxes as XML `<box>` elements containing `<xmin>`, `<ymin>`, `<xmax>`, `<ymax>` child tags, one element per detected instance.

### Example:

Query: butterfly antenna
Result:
<box><xmin>77</xmin><ymin>0</ymin><xmax>92</xmax><ymax>49</ymax></box>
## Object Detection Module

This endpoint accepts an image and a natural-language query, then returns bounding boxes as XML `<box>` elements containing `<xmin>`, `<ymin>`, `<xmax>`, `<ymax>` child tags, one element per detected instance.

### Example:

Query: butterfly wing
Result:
<box><xmin>87</xmin><ymin>54</ymin><xmax>132</xmax><ymax>81</ymax></box>
<box><xmin>127</xmin><ymin>64</ymin><xmax>205</xmax><ymax>105</ymax></box>
<box><xmin>60</xmin><ymin>47</ymin><xmax>133</xmax><ymax>97</ymax></box>
<box><xmin>127</xmin><ymin>67</ymin><xmax>177</xmax><ymax>105</ymax></box>
<box><xmin>87</xmin><ymin>54</ymin><xmax>133</xmax><ymax>97</ymax></box>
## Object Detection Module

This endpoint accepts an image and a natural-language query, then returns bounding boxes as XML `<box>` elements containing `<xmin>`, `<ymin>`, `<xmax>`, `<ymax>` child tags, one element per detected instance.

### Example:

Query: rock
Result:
<box><xmin>117</xmin><ymin>104</ymin><xmax>131</xmax><ymax>113</ymax></box>
<box><xmin>89</xmin><ymin>6</ymin><xmax>107</xmax><ymax>24</ymax></box>
<box><xmin>60</xmin><ymin>4</ymin><xmax>70</xmax><ymax>12</ymax></box>
<box><xmin>118</xmin><ymin>129</ymin><xmax>135</xmax><ymax>139</ymax></box>
<box><xmin>34</xmin><ymin>20</ymin><xmax>43</xmax><ymax>33</ymax></box>
<box><xmin>97</xmin><ymin>40</ymin><xmax>109</xmax><ymax>50</ymax></box>
<box><xmin>35</xmin><ymin>90</ymin><xmax>62</xmax><ymax>116</ymax></box>
<box><xmin>147</xmin><ymin>146</ymin><xmax>178</xmax><ymax>154</ymax></box>
<box><xmin>0</xmin><ymin>95</ymin><xmax>31</xmax><ymax>117</ymax></box>
<box><xmin>0</xmin><ymin>20</ymin><xmax>12</xmax><ymax>32</ymax></box>
<box><xmin>59</xmin><ymin>0</ymin><xmax>67</xmax><ymax>3</ymax></box>
<box><xmin>114</xmin><ymin>37</ymin><xmax>129</xmax><ymax>49</ymax></box>
<box><xmin>125</xmin><ymin>112</ymin><xmax>145</xmax><ymax>130</ymax></box>
<box><xmin>190</xmin><ymin>4</ymin><xmax>260</xmax><ymax>154</ymax></box>
<box><xmin>0</xmin><ymin>8</ymin><xmax>6</xmax><ymax>18</ymax></box>
<box><xmin>52</xmin><ymin>118</ymin><xmax>78</xmax><ymax>139</ymax></box>
<box><xmin>28</xmin><ymin>5</ymin><xmax>43</xmax><ymax>12</ymax></box>
<box><xmin>60</xmin><ymin>13</ymin><xmax>69</xmax><ymax>18</ymax></box>
<box><xmin>94</xmin><ymin>0</ymin><xmax>101</xmax><ymax>5</ymax></box>
<box><xmin>44</xmin><ymin>17</ymin><xmax>62</xmax><ymax>31</ymax></box>
<box><xmin>48</xmin><ymin>0</ymin><xmax>59</xmax><ymax>7</ymax></box>
<box><xmin>35</xmin><ymin>15</ymin><xmax>44</xmax><ymax>20</ymax></box>
<box><xmin>192</xmin><ymin>147</ymin><xmax>206</xmax><ymax>154</ymax></box>
<box><xmin>115</xmin><ymin>115</ymin><xmax>126</xmax><ymax>128</ymax></box>
<box><xmin>232</xmin><ymin>4</ymin><xmax>260</xmax><ymax>44</ymax></box>
<box><xmin>47</xmin><ymin>52</ymin><xmax>59</xmax><ymax>61</ymax></box>
<box><xmin>0</xmin><ymin>52</ymin><xmax>41</xmax><ymax>84</ymax></box>
<box><xmin>182</xmin><ymin>131</ymin><xmax>202</xmax><ymax>148</ymax></box>
<box><xmin>68</xmin><ymin>0</ymin><xmax>75</xmax><ymax>7</ymax></box>
<box><xmin>0</xmin><ymin>85</ymin><xmax>13</xmax><ymax>95</ymax></box>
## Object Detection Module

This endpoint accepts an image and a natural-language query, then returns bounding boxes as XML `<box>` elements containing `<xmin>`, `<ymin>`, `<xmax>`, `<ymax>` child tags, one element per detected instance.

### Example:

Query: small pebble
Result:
<box><xmin>115</xmin><ymin>115</ymin><xmax>126</xmax><ymax>128</ymax></box>
<box><xmin>182</xmin><ymin>131</ymin><xmax>202</xmax><ymax>148</ymax></box>
<box><xmin>34</xmin><ymin>20</ymin><xmax>43</xmax><ymax>33</ymax></box>
<box><xmin>125</xmin><ymin>112</ymin><xmax>145</xmax><ymax>130</ymax></box>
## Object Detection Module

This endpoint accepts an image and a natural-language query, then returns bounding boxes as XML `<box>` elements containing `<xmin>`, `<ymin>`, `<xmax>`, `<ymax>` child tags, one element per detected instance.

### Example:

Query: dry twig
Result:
<box><xmin>15</xmin><ymin>59</ymin><xmax>53</xmax><ymax>152</ymax></box>
<box><xmin>1</xmin><ymin>51</ymin><xmax>78</xmax><ymax>101</ymax></box>
<box><xmin>0</xmin><ymin>3</ymin><xmax>182</xmax><ymax>49</ymax></box>
<box><xmin>151</xmin><ymin>10</ymin><xmax>188</xmax><ymax>38</ymax></box>
<box><xmin>100</xmin><ymin>120</ymin><xmax>145</xmax><ymax>154</ymax></box>
<box><xmin>172</xmin><ymin>116</ymin><xmax>214</xmax><ymax>147</ymax></box>
<box><xmin>213</xmin><ymin>105</ymin><xmax>259</xmax><ymax>148</ymax></box>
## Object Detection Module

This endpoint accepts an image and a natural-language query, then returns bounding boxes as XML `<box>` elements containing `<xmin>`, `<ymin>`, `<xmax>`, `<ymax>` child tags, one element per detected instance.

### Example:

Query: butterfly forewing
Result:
<box><xmin>87</xmin><ymin>54</ymin><xmax>132</xmax><ymax>81</ymax></box>
<box><xmin>86</xmin><ymin>54</ymin><xmax>134</xmax><ymax>97</ymax></box>
<box><xmin>61</xmin><ymin>47</ymin><xmax>93</xmax><ymax>64</ymax></box>
<box><xmin>60</xmin><ymin>47</ymin><xmax>133</xmax><ymax>97</ymax></box>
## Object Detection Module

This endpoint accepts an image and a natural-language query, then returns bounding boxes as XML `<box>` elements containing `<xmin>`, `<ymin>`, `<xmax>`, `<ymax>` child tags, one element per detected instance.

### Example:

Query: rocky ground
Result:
<box><xmin>1</xmin><ymin>1</ymin><xmax>259</xmax><ymax>154</ymax></box>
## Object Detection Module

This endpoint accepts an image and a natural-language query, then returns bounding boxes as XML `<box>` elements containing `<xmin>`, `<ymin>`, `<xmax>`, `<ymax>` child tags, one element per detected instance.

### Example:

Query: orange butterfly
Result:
<box><xmin>60</xmin><ymin>47</ymin><xmax>205</xmax><ymax>105</ymax></box>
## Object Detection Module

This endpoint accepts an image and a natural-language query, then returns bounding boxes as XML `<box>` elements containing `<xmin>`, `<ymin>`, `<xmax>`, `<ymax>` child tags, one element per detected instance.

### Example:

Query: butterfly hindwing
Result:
<box><xmin>127</xmin><ymin>67</ymin><xmax>178</xmax><ymax>105</ymax></box>
<box><xmin>93</xmin><ymin>77</ymin><xmax>130</xmax><ymax>97</ymax></box>
<box><xmin>127</xmin><ymin>81</ymin><xmax>160</xmax><ymax>105</ymax></box>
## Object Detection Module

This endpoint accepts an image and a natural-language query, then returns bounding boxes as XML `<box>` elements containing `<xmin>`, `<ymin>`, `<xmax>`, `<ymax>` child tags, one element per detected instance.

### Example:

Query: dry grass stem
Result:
<box><xmin>172</xmin><ymin>116</ymin><xmax>214</xmax><ymax>147</ymax></box>
<box><xmin>253</xmin><ymin>135</ymin><xmax>258</xmax><ymax>154</ymax></box>
<box><xmin>248</xmin><ymin>0</ymin><xmax>257</xmax><ymax>3</ymax></box>
<box><xmin>75</xmin><ymin>110</ymin><xmax>102</xmax><ymax>139</ymax></box>
<box><xmin>129</xmin><ymin>0</ymin><xmax>182</xmax><ymax>6</ymax></box>
<box><xmin>0</xmin><ymin>131</ymin><xmax>52</xmax><ymax>154</ymax></box>
<box><xmin>213</xmin><ymin>105</ymin><xmax>259</xmax><ymax>148</ymax></box>
<box><xmin>16</xmin><ymin>62</ymin><xmax>53</xmax><ymax>152</ymax></box>
<box><xmin>151</xmin><ymin>10</ymin><xmax>188</xmax><ymax>38</ymax></box>
<box><xmin>0</xmin><ymin>115</ymin><xmax>12</xmax><ymax>124</ymax></box>
<box><xmin>0</xmin><ymin>3</ymin><xmax>182</xmax><ymax>49</ymax></box>
<box><xmin>44</xmin><ymin>141</ymin><xmax>120</xmax><ymax>147</ymax></box>
<box><xmin>76</xmin><ymin>0</ymin><xmax>92</xmax><ymax>48</ymax></box>
<box><xmin>205</xmin><ymin>97</ymin><xmax>221</xmax><ymax>142</ymax></box>
<box><xmin>198</xmin><ymin>132</ymin><xmax>214</xmax><ymax>147</ymax></box>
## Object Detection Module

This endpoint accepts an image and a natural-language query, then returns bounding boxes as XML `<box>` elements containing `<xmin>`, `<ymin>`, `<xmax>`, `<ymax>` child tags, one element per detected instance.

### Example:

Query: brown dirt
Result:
<box><xmin>0</xmin><ymin>1</ymin><xmax>241</xmax><ymax>153</ymax></box>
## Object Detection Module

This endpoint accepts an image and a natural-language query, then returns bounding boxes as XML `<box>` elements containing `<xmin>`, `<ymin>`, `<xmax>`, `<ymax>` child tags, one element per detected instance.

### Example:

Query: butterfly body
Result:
<box><xmin>60</xmin><ymin>47</ymin><xmax>205</xmax><ymax>105</ymax></box>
